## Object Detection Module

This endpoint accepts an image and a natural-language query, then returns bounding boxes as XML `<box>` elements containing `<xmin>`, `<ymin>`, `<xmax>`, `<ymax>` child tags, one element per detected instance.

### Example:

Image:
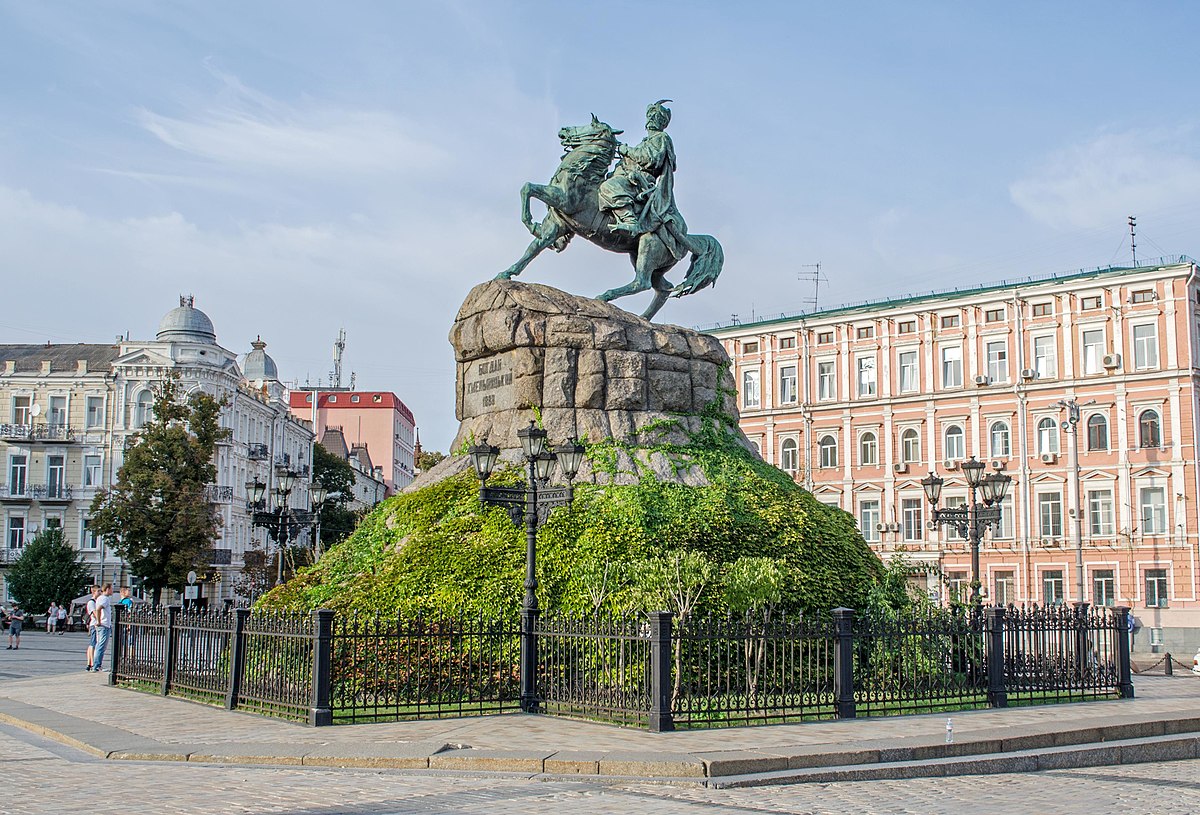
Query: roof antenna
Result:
<box><xmin>798</xmin><ymin>263</ymin><xmax>826</xmax><ymax>311</ymax></box>
<box><xmin>1128</xmin><ymin>216</ymin><xmax>1137</xmax><ymax>266</ymax></box>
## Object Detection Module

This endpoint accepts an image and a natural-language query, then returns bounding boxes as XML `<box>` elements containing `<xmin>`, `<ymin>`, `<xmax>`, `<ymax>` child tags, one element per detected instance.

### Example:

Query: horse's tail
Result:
<box><xmin>673</xmin><ymin>233</ymin><xmax>724</xmax><ymax>298</ymax></box>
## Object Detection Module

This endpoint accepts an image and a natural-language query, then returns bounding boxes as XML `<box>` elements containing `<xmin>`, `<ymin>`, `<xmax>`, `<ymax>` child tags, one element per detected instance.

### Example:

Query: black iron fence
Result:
<box><xmin>111</xmin><ymin>603</ymin><xmax>1134</xmax><ymax>729</ymax></box>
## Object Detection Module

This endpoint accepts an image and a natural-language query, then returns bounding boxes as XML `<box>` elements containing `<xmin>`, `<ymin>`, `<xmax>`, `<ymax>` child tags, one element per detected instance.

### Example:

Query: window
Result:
<box><xmin>134</xmin><ymin>391</ymin><xmax>154</xmax><ymax>428</ymax></box>
<box><xmin>83</xmin><ymin>455</ymin><xmax>102</xmax><ymax>488</ymax></box>
<box><xmin>994</xmin><ymin>571</ymin><xmax>1015</xmax><ymax>606</ymax></box>
<box><xmin>1038</xmin><ymin>492</ymin><xmax>1063</xmax><ymax>538</ymax></box>
<box><xmin>742</xmin><ymin>369</ymin><xmax>760</xmax><ymax>408</ymax></box>
<box><xmin>749</xmin><ymin>440</ymin><xmax>761</xmax><ymax>457</ymax></box>
<box><xmin>1080</xmin><ymin>295</ymin><xmax>1102</xmax><ymax>310</ymax></box>
<box><xmin>855</xmin><ymin>326</ymin><xmax>874</xmax><ymax>339</ymax></box>
<box><xmin>328</xmin><ymin>395</ymin><xmax>337</xmax><ymax>402</ymax></box>
<box><xmin>1032</xmin><ymin>302</ymin><xmax>1053</xmax><ymax>317</ymax></box>
<box><xmin>1042</xmin><ymin>570</ymin><xmax>1065</xmax><ymax>605</ymax></box>
<box><xmin>859</xmin><ymin>431</ymin><xmax>878</xmax><ymax>466</ymax></box>
<box><xmin>818</xmin><ymin>435</ymin><xmax>838</xmax><ymax>468</ymax></box>
<box><xmin>1033</xmin><ymin>335</ymin><xmax>1057</xmax><ymax>379</ymax></box>
<box><xmin>1081</xmin><ymin>329</ymin><xmax>1105</xmax><ymax>375</ymax></box>
<box><xmin>1037</xmin><ymin>417</ymin><xmax>1059</xmax><ymax>455</ymax></box>
<box><xmin>1145</xmin><ymin>568</ymin><xmax>1169</xmax><ymax>607</ymax></box>
<box><xmin>1093</xmin><ymin>569</ymin><xmax>1116</xmax><ymax>607</ymax></box>
<box><xmin>944</xmin><ymin>425</ymin><xmax>964</xmax><ymax>460</ymax></box>
<box><xmin>941</xmin><ymin>346</ymin><xmax>962</xmax><ymax>388</ymax></box>
<box><xmin>946</xmin><ymin>571</ymin><xmax>969</xmax><ymax>603</ymax></box>
<box><xmin>305</xmin><ymin>393</ymin><xmax>313</xmax><ymax>403</ymax></box>
<box><xmin>1132</xmin><ymin>324</ymin><xmax>1158</xmax><ymax>370</ymax></box>
<box><xmin>817</xmin><ymin>331</ymin><xmax>833</xmax><ymax>344</ymax></box>
<box><xmin>46</xmin><ymin>455</ymin><xmax>65</xmax><ymax>498</ymax></box>
<box><xmin>372</xmin><ymin>394</ymin><xmax>382</xmax><ymax>403</ymax></box>
<box><xmin>780</xmin><ymin>438</ymin><xmax>798</xmax><ymax>472</ymax></box>
<box><xmin>1086</xmin><ymin>414</ymin><xmax>1108</xmax><ymax>451</ymax></box>
<box><xmin>940</xmin><ymin>314</ymin><xmax>960</xmax><ymax>328</ymax></box>
<box><xmin>1088</xmin><ymin>489</ymin><xmax>1114</xmax><ymax>536</ymax></box>
<box><xmin>942</xmin><ymin>495</ymin><xmax>967</xmax><ymax>540</ymax></box>
<box><xmin>8</xmin><ymin>455</ymin><xmax>27</xmax><ymax>496</ymax></box>
<box><xmin>1139</xmin><ymin>486</ymin><xmax>1167</xmax><ymax>534</ymax></box>
<box><xmin>81</xmin><ymin>518</ymin><xmax>98</xmax><ymax>550</ymax></box>
<box><xmin>1138</xmin><ymin>409</ymin><xmax>1161</xmax><ymax>448</ymax></box>
<box><xmin>778</xmin><ymin>365</ymin><xmax>798</xmax><ymax>404</ymax></box>
<box><xmin>12</xmin><ymin>395</ymin><xmax>31</xmax><ymax>425</ymax></box>
<box><xmin>901</xmin><ymin>428</ymin><xmax>920</xmax><ymax>463</ymax></box>
<box><xmin>6</xmin><ymin>516</ymin><xmax>24</xmax><ymax>550</ymax></box>
<box><xmin>743</xmin><ymin>341</ymin><xmax>759</xmax><ymax>354</ymax></box>
<box><xmin>986</xmin><ymin>340</ymin><xmax>1008</xmax><ymax>383</ymax></box>
<box><xmin>779</xmin><ymin>336</ymin><xmax>796</xmax><ymax>350</ymax></box>
<box><xmin>985</xmin><ymin>308</ymin><xmax>1005</xmax><ymax>323</ymax></box>
<box><xmin>1130</xmin><ymin>289</ymin><xmax>1155</xmax><ymax>304</ymax></box>
<box><xmin>857</xmin><ymin>356</ymin><xmax>876</xmax><ymax>397</ymax></box>
<box><xmin>902</xmin><ymin>498</ymin><xmax>924</xmax><ymax>541</ymax></box>
<box><xmin>896</xmin><ymin>320</ymin><xmax>916</xmax><ymax>334</ymax></box>
<box><xmin>48</xmin><ymin>395</ymin><xmax>67</xmax><ymax>428</ymax></box>
<box><xmin>898</xmin><ymin>351</ymin><xmax>919</xmax><ymax>393</ymax></box>
<box><xmin>817</xmin><ymin>362</ymin><xmax>836</xmax><ymax>401</ymax></box>
<box><xmin>859</xmin><ymin>499</ymin><xmax>880</xmax><ymax>542</ymax></box>
<box><xmin>86</xmin><ymin>396</ymin><xmax>104</xmax><ymax>428</ymax></box>
<box><xmin>990</xmin><ymin>422</ymin><xmax>1010</xmax><ymax>457</ymax></box>
<box><xmin>351</xmin><ymin>395</ymin><xmax>360</xmax><ymax>403</ymax></box>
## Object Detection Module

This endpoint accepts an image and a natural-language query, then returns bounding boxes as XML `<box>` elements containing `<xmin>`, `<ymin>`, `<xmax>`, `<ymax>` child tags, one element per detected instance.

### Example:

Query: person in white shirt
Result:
<box><xmin>46</xmin><ymin>602</ymin><xmax>58</xmax><ymax>634</ymax></box>
<box><xmin>56</xmin><ymin>603</ymin><xmax>67</xmax><ymax>635</ymax></box>
<box><xmin>85</xmin><ymin>585</ymin><xmax>100</xmax><ymax>670</ymax></box>
<box><xmin>90</xmin><ymin>584</ymin><xmax>113</xmax><ymax>672</ymax></box>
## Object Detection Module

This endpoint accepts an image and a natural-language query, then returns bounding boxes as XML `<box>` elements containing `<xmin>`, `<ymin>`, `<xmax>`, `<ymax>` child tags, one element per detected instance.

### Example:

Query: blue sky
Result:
<box><xmin>3</xmin><ymin>1</ymin><xmax>1199</xmax><ymax>449</ymax></box>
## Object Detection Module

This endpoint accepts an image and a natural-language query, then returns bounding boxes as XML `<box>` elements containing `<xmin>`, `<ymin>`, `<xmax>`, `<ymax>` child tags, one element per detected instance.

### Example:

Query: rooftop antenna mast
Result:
<box><xmin>1128</xmin><ymin>216</ymin><xmax>1137</xmax><ymax>266</ymax></box>
<box><xmin>330</xmin><ymin>328</ymin><xmax>346</xmax><ymax>389</ymax></box>
<box><xmin>798</xmin><ymin>263</ymin><xmax>826</xmax><ymax>311</ymax></box>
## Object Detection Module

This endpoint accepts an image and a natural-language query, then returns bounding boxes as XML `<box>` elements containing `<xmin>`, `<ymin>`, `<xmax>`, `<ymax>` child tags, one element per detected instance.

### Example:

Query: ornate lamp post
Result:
<box><xmin>922</xmin><ymin>458</ymin><xmax>1012</xmax><ymax>609</ymax></box>
<box><xmin>310</xmin><ymin>484</ymin><xmax>328</xmax><ymax>559</ymax></box>
<box><xmin>469</xmin><ymin>421</ymin><xmax>584</xmax><ymax>712</ymax></box>
<box><xmin>247</xmin><ymin>466</ymin><xmax>315</xmax><ymax>586</ymax></box>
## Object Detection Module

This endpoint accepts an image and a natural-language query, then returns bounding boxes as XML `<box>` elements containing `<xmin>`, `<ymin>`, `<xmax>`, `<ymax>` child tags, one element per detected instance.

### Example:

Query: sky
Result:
<box><xmin>3</xmin><ymin>1</ymin><xmax>1200</xmax><ymax>450</ymax></box>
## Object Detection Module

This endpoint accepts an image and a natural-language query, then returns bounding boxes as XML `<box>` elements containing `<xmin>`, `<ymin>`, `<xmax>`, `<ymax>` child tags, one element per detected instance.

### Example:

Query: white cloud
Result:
<box><xmin>1010</xmin><ymin>128</ymin><xmax>1200</xmax><ymax>230</ymax></box>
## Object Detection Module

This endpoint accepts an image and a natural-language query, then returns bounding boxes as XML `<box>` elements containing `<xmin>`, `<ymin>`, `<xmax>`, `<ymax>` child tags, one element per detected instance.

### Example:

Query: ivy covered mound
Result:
<box><xmin>260</xmin><ymin>427</ymin><xmax>883</xmax><ymax>618</ymax></box>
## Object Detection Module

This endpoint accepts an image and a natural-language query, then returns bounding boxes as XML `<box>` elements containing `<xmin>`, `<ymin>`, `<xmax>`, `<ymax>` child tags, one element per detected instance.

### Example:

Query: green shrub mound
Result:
<box><xmin>261</xmin><ymin>419</ymin><xmax>882</xmax><ymax>618</ymax></box>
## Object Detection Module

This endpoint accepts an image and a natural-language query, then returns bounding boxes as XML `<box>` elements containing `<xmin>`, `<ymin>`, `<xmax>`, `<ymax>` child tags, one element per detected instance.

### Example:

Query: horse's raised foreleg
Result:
<box><xmin>521</xmin><ymin>182</ymin><xmax>571</xmax><ymax>236</ymax></box>
<box><xmin>498</xmin><ymin>218</ymin><xmax>566</xmax><ymax>280</ymax></box>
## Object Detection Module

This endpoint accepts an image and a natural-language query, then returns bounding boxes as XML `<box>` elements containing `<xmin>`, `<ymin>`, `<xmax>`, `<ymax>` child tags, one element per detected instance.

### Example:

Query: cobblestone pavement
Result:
<box><xmin>2</xmin><ymin>723</ymin><xmax>1197</xmax><ymax>815</ymax></box>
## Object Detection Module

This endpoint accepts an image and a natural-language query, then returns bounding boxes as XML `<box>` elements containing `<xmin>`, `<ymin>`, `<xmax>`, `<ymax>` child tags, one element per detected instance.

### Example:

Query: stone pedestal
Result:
<box><xmin>409</xmin><ymin>280</ymin><xmax>753</xmax><ymax>489</ymax></box>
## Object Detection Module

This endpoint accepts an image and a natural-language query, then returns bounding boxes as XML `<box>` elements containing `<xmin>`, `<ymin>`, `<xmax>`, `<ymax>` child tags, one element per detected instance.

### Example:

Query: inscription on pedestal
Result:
<box><xmin>463</xmin><ymin>352</ymin><xmax>515</xmax><ymax>416</ymax></box>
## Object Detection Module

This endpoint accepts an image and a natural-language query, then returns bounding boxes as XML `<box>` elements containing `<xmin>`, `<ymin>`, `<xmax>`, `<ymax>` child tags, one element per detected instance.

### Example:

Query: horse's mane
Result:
<box><xmin>556</xmin><ymin>140</ymin><xmax>614</xmax><ymax>188</ymax></box>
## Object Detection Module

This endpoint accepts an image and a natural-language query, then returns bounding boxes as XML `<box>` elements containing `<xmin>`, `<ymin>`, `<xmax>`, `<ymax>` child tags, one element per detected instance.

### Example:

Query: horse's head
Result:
<box><xmin>558</xmin><ymin>114</ymin><xmax>622</xmax><ymax>150</ymax></box>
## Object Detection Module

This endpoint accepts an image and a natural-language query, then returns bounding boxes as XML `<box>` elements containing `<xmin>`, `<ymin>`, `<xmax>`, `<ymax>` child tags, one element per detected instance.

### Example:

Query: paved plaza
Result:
<box><xmin>1</xmin><ymin>630</ymin><xmax>1198</xmax><ymax>814</ymax></box>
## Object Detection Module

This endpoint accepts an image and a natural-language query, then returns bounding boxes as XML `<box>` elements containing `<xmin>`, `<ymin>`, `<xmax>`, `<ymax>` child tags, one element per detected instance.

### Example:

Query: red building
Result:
<box><xmin>288</xmin><ymin>391</ymin><xmax>416</xmax><ymax>493</ymax></box>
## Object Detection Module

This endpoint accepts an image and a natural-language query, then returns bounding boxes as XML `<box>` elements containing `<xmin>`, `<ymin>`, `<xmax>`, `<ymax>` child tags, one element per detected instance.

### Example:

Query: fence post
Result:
<box><xmin>1072</xmin><ymin>601</ymin><xmax>1090</xmax><ymax>684</ymax></box>
<box><xmin>520</xmin><ymin>606</ymin><xmax>540</xmax><ymax>713</ymax></box>
<box><xmin>225</xmin><ymin>608</ymin><xmax>250</xmax><ymax>710</ymax></box>
<box><xmin>832</xmin><ymin>607</ymin><xmax>856</xmax><ymax>719</ymax></box>
<box><xmin>161</xmin><ymin>605</ymin><xmax>181</xmax><ymax>696</ymax></box>
<box><xmin>648</xmin><ymin>610</ymin><xmax>675</xmax><ymax>732</ymax></box>
<box><xmin>1113</xmin><ymin>606</ymin><xmax>1135</xmax><ymax>698</ymax></box>
<box><xmin>984</xmin><ymin>605</ymin><xmax>1007</xmax><ymax>708</ymax></box>
<box><xmin>308</xmin><ymin>609</ymin><xmax>334</xmax><ymax>726</ymax></box>
<box><xmin>107</xmin><ymin>603</ymin><xmax>124</xmax><ymax>687</ymax></box>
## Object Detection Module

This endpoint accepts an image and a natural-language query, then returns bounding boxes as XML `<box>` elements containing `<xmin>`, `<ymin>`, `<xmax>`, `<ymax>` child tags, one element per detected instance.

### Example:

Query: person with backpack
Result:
<box><xmin>84</xmin><ymin>585</ymin><xmax>100</xmax><ymax>670</ymax></box>
<box><xmin>5</xmin><ymin>604</ymin><xmax>23</xmax><ymax>649</ymax></box>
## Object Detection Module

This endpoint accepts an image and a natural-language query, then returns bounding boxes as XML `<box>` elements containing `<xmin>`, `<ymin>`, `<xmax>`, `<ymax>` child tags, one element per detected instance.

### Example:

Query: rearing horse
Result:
<box><xmin>497</xmin><ymin>116</ymin><xmax>723</xmax><ymax>321</ymax></box>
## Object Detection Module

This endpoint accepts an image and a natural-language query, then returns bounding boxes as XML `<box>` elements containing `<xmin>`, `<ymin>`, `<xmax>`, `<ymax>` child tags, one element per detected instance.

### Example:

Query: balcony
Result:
<box><xmin>32</xmin><ymin>483</ymin><xmax>74</xmax><ymax>503</ymax></box>
<box><xmin>206</xmin><ymin>547</ymin><xmax>233</xmax><ymax>566</ymax></box>
<box><xmin>0</xmin><ymin>547</ymin><xmax>23</xmax><ymax>565</ymax></box>
<box><xmin>0</xmin><ymin>484</ymin><xmax>30</xmax><ymax>503</ymax></box>
<box><xmin>0</xmin><ymin>424</ymin><xmax>77</xmax><ymax>443</ymax></box>
<box><xmin>247</xmin><ymin>443</ymin><xmax>269</xmax><ymax>461</ymax></box>
<box><xmin>204</xmin><ymin>485</ymin><xmax>235</xmax><ymax>504</ymax></box>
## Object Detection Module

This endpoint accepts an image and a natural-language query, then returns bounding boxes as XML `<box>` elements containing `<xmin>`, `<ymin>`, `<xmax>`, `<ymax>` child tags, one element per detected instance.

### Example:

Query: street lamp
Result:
<box><xmin>310</xmin><ymin>485</ymin><xmax>328</xmax><ymax>559</ymax></box>
<box><xmin>922</xmin><ymin>457</ymin><xmax>1012</xmax><ymax>609</ymax></box>
<box><xmin>469</xmin><ymin>422</ymin><xmax>584</xmax><ymax>712</ymax></box>
<box><xmin>246</xmin><ymin>468</ymin><xmax>315</xmax><ymax>586</ymax></box>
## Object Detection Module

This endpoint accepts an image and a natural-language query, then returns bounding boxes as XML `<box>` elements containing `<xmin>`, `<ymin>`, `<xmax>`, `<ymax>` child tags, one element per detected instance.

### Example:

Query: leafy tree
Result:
<box><xmin>313</xmin><ymin>442</ymin><xmax>359</xmax><ymax>551</ymax></box>
<box><xmin>89</xmin><ymin>374</ymin><xmax>230</xmax><ymax>604</ymax></box>
<box><xmin>7</xmin><ymin>528</ymin><xmax>93</xmax><ymax>613</ymax></box>
<box><xmin>723</xmin><ymin>556</ymin><xmax>784</xmax><ymax>615</ymax></box>
<box><xmin>416</xmin><ymin>449</ymin><xmax>446</xmax><ymax>473</ymax></box>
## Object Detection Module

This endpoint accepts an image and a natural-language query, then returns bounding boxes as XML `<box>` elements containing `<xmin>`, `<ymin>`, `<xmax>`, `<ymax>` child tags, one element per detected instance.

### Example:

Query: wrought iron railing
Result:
<box><xmin>1001</xmin><ymin>603</ymin><xmax>1123</xmax><ymax>703</ymax></box>
<box><xmin>0</xmin><ymin>423</ymin><xmax>76</xmax><ymax>442</ymax></box>
<box><xmin>31</xmin><ymin>483</ymin><xmax>73</xmax><ymax>501</ymax></box>
<box><xmin>0</xmin><ymin>484</ymin><xmax>30</xmax><ymax>500</ymax></box>
<box><xmin>536</xmin><ymin>613</ymin><xmax>653</xmax><ymax>725</ymax></box>
<box><xmin>247</xmin><ymin>443</ymin><xmax>269</xmax><ymax>460</ymax></box>
<box><xmin>204</xmin><ymin>485</ymin><xmax>234</xmax><ymax>504</ymax></box>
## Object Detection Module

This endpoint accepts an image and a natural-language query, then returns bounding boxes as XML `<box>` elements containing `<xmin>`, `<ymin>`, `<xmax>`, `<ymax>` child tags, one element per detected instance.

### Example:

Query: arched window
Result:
<box><xmin>1138</xmin><ymin>410</ymin><xmax>1161</xmax><ymax>448</ymax></box>
<box><xmin>818</xmin><ymin>435</ymin><xmax>838</xmax><ymax>468</ymax></box>
<box><xmin>750</xmin><ymin>440</ymin><xmax>761</xmax><ymax>457</ymax></box>
<box><xmin>134</xmin><ymin>390</ymin><xmax>154</xmax><ymax>428</ymax></box>
<box><xmin>1037</xmin><ymin>417</ymin><xmax>1059</xmax><ymax>455</ymax></box>
<box><xmin>780</xmin><ymin>438</ymin><xmax>798</xmax><ymax>472</ymax></box>
<box><xmin>1086</xmin><ymin>414</ymin><xmax>1108</xmax><ymax>452</ymax></box>
<box><xmin>859</xmin><ymin>431</ymin><xmax>878</xmax><ymax>466</ymax></box>
<box><xmin>990</xmin><ymin>422</ymin><xmax>1010</xmax><ymax>458</ymax></box>
<box><xmin>944</xmin><ymin>425</ymin><xmax>965</xmax><ymax>461</ymax></box>
<box><xmin>901</xmin><ymin>428</ymin><xmax>920</xmax><ymax>463</ymax></box>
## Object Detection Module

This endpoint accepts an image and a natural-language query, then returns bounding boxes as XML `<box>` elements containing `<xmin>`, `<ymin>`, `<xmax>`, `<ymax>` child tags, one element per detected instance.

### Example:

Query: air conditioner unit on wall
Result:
<box><xmin>990</xmin><ymin>459</ymin><xmax>1006</xmax><ymax>470</ymax></box>
<box><xmin>875</xmin><ymin>523</ymin><xmax>888</xmax><ymax>533</ymax></box>
<box><xmin>974</xmin><ymin>375</ymin><xmax>991</xmax><ymax>386</ymax></box>
<box><xmin>888</xmin><ymin>522</ymin><xmax>902</xmax><ymax>532</ymax></box>
<box><xmin>1040</xmin><ymin>453</ymin><xmax>1057</xmax><ymax>464</ymax></box>
<box><xmin>1021</xmin><ymin>368</ymin><xmax>1039</xmax><ymax>380</ymax></box>
<box><xmin>944</xmin><ymin>459</ymin><xmax>959</xmax><ymax>470</ymax></box>
<box><xmin>893</xmin><ymin>463</ymin><xmax>908</xmax><ymax>474</ymax></box>
<box><xmin>1102</xmin><ymin>353</ymin><xmax>1121</xmax><ymax>369</ymax></box>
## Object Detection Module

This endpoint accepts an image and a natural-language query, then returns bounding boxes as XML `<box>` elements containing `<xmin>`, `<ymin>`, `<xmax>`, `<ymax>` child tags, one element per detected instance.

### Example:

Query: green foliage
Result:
<box><xmin>89</xmin><ymin>373</ymin><xmax>230</xmax><ymax>604</ymax></box>
<box><xmin>415</xmin><ymin>449</ymin><xmax>446</xmax><ymax>473</ymax></box>
<box><xmin>313</xmin><ymin>443</ymin><xmax>359</xmax><ymax>546</ymax></box>
<box><xmin>7</xmin><ymin>528</ymin><xmax>93</xmax><ymax>612</ymax></box>
<box><xmin>723</xmin><ymin>556</ymin><xmax>785</xmax><ymax>615</ymax></box>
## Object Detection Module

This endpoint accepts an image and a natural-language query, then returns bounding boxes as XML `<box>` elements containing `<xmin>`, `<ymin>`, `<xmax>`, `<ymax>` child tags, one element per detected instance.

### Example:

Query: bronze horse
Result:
<box><xmin>498</xmin><ymin>116</ymin><xmax>723</xmax><ymax>320</ymax></box>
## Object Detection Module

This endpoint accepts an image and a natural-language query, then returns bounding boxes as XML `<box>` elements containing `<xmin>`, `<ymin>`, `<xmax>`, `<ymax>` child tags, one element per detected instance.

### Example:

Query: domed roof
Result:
<box><xmin>243</xmin><ymin>336</ymin><xmax>278</xmax><ymax>381</ymax></box>
<box><xmin>157</xmin><ymin>295</ymin><xmax>216</xmax><ymax>343</ymax></box>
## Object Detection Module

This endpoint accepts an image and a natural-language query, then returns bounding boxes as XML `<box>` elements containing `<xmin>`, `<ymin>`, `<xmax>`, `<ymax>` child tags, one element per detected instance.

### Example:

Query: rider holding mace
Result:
<box><xmin>598</xmin><ymin>100</ymin><xmax>684</xmax><ymax>258</ymax></box>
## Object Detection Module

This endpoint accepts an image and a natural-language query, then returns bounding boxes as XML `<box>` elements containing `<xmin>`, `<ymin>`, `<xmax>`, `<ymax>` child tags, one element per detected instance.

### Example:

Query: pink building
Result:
<box><xmin>711</xmin><ymin>258</ymin><xmax>1200</xmax><ymax>654</ymax></box>
<box><xmin>288</xmin><ymin>391</ymin><xmax>416</xmax><ymax>493</ymax></box>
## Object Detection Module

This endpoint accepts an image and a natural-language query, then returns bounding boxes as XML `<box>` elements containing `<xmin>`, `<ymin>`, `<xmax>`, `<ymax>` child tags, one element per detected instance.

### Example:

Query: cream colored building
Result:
<box><xmin>710</xmin><ymin>258</ymin><xmax>1200</xmax><ymax>654</ymax></box>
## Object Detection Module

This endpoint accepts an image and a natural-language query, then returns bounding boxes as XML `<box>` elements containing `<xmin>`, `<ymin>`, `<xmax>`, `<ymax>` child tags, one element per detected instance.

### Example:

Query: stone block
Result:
<box><xmin>577</xmin><ymin>349</ymin><xmax>606</xmax><ymax>378</ymax></box>
<box><xmin>574</xmin><ymin>410</ymin><xmax>612</xmax><ymax>444</ymax></box>
<box><xmin>625</xmin><ymin>324</ymin><xmax>655</xmax><ymax>353</ymax></box>
<box><xmin>544</xmin><ymin>347</ymin><xmax>577</xmax><ymax>374</ymax></box>
<box><xmin>593</xmin><ymin>320</ymin><xmax>627</xmax><ymax>350</ymax></box>
<box><xmin>605</xmin><ymin>350</ymin><xmax>646</xmax><ymax>379</ymax></box>
<box><xmin>597</xmin><ymin>751</ymin><xmax>706</xmax><ymax>778</ymax></box>
<box><xmin>688</xmin><ymin>333</ymin><xmax>729</xmax><ymax>364</ymax></box>
<box><xmin>606</xmin><ymin>378</ymin><xmax>646</xmax><ymax>411</ymax></box>
<box><xmin>647</xmin><ymin>352</ymin><xmax>691</xmax><ymax>373</ymax></box>
<box><xmin>652</xmin><ymin>329</ymin><xmax>691</xmax><ymax>356</ymax></box>
<box><xmin>450</xmin><ymin>313</ymin><xmax>485</xmax><ymax>361</ymax></box>
<box><xmin>698</xmin><ymin>751</ymin><xmax>789</xmax><ymax>777</ymax></box>
<box><xmin>540</xmin><ymin>408</ymin><xmax>578</xmax><ymax>444</ymax></box>
<box><xmin>546</xmin><ymin>314</ymin><xmax>595</xmax><ymax>348</ymax></box>
<box><xmin>543</xmin><ymin>751</ymin><xmax>604</xmax><ymax>774</ymax></box>
<box><xmin>1119</xmin><ymin>737</ymin><xmax>1198</xmax><ymax>764</ymax></box>
<box><xmin>575</xmin><ymin>374</ymin><xmax>605</xmax><ymax>409</ymax></box>
<box><xmin>542</xmin><ymin>371</ymin><xmax>576</xmax><ymax>408</ymax></box>
<box><xmin>690</xmin><ymin>360</ymin><xmax>719</xmax><ymax>391</ymax></box>
<box><xmin>510</xmin><ymin>346</ymin><xmax>544</xmax><ymax>377</ymax></box>
<box><xmin>648</xmin><ymin>370</ymin><xmax>693</xmax><ymax>412</ymax></box>
<box><xmin>512</xmin><ymin>373</ymin><xmax>542</xmax><ymax>410</ymax></box>
<box><xmin>692</xmin><ymin>386</ymin><xmax>717</xmax><ymax>412</ymax></box>
<box><xmin>479</xmin><ymin>308</ymin><xmax>520</xmax><ymax>354</ymax></box>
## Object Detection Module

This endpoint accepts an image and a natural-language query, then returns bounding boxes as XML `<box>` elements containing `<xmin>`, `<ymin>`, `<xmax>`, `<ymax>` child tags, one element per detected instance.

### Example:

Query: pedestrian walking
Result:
<box><xmin>5</xmin><ymin>604</ymin><xmax>23</xmax><ymax>649</ymax></box>
<box><xmin>85</xmin><ymin>585</ymin><xmax>100</xmax><ymax>670</ymax></box>
<box><xmin>91</xmin><ymin>583</ymin><xmax>113</xmax><ymax>672</ymax></box>
<box><xmin>46</xmin><ymin>602</ymin><xmax>59</xmax><ymax>634</ymax></box>
<box><xmin>56</xmin><ymin>604</ymin><xmax>67</xmax><ymax>634</ymax></box>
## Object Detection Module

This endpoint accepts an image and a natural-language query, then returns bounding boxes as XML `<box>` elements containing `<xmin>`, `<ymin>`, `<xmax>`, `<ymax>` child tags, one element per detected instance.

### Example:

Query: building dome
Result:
<box><xmin>156</xmin><ymin>295</ymin><xmax>217</xmax><ymax>343</ymax></box>
<box><xmin>243</xmin><ymin>336</ymin><xmax>278</xmax><ymax>381</ymax></box>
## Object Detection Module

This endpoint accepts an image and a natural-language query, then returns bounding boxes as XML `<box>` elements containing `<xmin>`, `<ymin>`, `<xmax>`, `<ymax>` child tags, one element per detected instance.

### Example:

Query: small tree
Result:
<box><xmin>7</xmin><ymin>528</ymin><xmax>93</xmax><ymax>614</ymax></box>
<box><xmin>89</xmin><ymin>374</ymin><xmax>230</xmax><ymax>604</ymax></box>
<box><xmin>313</xmin><ymin>442</ymin><xmax>359</xmax><ymax>552</ymax></box>
<box><xmin>416</xmin><ymin>449</ymin><xmax>446</xmax><ymax>473</ymax></box>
